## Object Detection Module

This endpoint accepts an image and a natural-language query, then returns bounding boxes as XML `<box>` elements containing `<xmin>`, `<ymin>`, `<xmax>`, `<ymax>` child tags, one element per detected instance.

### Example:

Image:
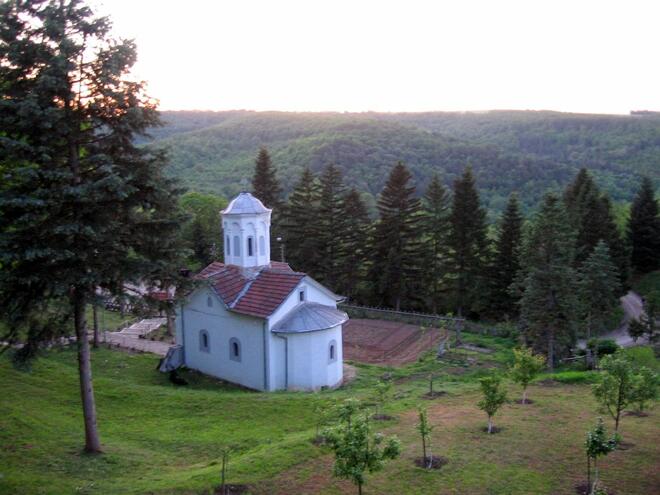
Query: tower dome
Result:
<box><xmin>221</xmin><ymin>192</ymin><xmax>272</xmax><ymax>268</ymax></box>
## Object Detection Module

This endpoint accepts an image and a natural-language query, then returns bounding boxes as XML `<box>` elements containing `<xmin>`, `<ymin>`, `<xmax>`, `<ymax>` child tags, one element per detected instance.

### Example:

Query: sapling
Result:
<box><xmin>373</xmin><ymin>379</ymin><xmax>393</xmax><ymax>418</ymax></box>
<box><xmin>477</xmin><ymin>375</ymin><xmax>508</xmax><ymax>433</ymax></box>
<box><xmin>219</xmin><ymin>447</ymin><xmax>231</xmax><ymax>495</ymax></box>
<box><xmin>592</xmin><ymin>353</ymin><xmax>634</xmax><ymax>431</ymax></box>
<box><xmin>416</xmin><ymin>406</ymin><xmax>434</xmax><ymax>468</ymax></box>
<box><xmin>630</xmin><ymin>367</ymin><xmax>658</xmax><ymax>413</ymax></box>
<box><xmin>585</xmin><ymin>417</ymin><xmax>619</xmax><ymax>495</ymax></box>
<box><xmin>324</xmin><ymin>400</ymin><xmax>400</xmax><ymax>495</ymax></box>
<box><xmin>509</xmin><ymin>346</ymin><xmax>546</xmax><ymax>404</ymax></box>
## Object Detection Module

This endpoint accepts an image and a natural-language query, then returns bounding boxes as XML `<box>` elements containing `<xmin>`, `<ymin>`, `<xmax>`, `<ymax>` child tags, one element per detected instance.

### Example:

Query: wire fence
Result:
<box><xmin>338</xmin><ymin>303</ymin><xmax>465</xmax><ymax>329</ymax></box>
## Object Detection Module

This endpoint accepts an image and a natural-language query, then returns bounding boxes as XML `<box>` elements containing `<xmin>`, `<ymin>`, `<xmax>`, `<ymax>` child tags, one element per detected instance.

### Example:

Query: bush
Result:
<box><xmin>550</xmin><ymin>371</ymin><xmax>600</xmax><ymax>384</ymax></box>
<box><xmin>622</xmin><ymin>346</ymin><xmax>659</xmax><ymax>371</ymax></box>
<box><xmin>587</xmin><ymin>339</ymin><xmax>619</xmax><ymax>358</ymax></box>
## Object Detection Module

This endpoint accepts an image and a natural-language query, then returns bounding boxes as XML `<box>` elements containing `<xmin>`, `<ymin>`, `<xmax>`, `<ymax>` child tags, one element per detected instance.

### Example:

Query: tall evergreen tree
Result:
<box><xmin>316</xmin><ymin>164</ymin><xmax>346</xmax><ymax>288</ymax></box>
<box><xmin>628</xmin><ymin>176</ymin><xmax>660</xmax><ymax>273</ymax></box>
<box><xmin>0</xmin><ymin>0</ymin><xmax>186</xmax><ymax>453</ymax></box>
<box><xmin>448</xmin><ymin>167</ymin><xmax>490</xmax><ymax>317</ymax></box>
<box><xmin>336</xmin><ymin>189</ymin><xmax>370</xmax><ymax>300</ymax></box>
<box><xmin>281</xmin><ymin>167</ymin><xmax>321</xmax><ymax>273</ymax></box>
<box><xmin>577</xmin><ymin>241</ymin><xmax>621</xmax><ymax>346</ymax></box>
<box><xmin>251</xmin><ymin>147</ymin><xmax>282</xmax><ymax>209</ymax></box>
<box><xmin>564</xmin><ymin>169</ymin><xmax>629</xmax><ymax>285</ymax></box>
<box><xmin>518</xmin><ymin>194</ymin><xmax>578</xmax><ymax>370</ymax></box>
<box><xmin>421</xmin><ymin>175</ymin><xmax>451</xmax><ymax>313</ymax></box>
<box><xmin>490</xmin><ymin>193</ymin><xmax>523</xmax><ymax>318</ymax></box>
<box><xmin>368</xmin><ymin>162</ymin><xmax>422</xmax><ymax>310</ymax></box>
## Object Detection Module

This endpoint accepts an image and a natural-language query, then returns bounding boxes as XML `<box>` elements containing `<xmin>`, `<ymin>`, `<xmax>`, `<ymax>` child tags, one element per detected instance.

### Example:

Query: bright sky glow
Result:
<box><xmin>96</xmin><ymin>0</ymin><xmax>660</xmax><ymax>114</ymax></box>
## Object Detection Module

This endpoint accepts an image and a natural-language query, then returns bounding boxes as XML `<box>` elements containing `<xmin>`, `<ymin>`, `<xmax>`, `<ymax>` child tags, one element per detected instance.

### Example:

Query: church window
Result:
<box><xmin>226</xmin><ymin>235</ymin><xmax>231</xmax><ymax>256</ymax></box>
<box><xmin>207</xmin><ymin>295</ymin><xmax>213</xmax><ymax>307</ymax></box>
<box><xmin>259</xmin><ymin>236</ymin><xmax>265</xmax><ymax>255</ymax></box>
<box><xmin>199</xmin><ymin>330</ymin><xmax>210</xmax><ymax>352</ymax></box>
<box><xmin>233</xmin><ymin>236</ymin><xmax>240</xmax><ymax>256</ymax></box>
<box><xmin>328</xmin><ymin>340</ymin><xmax>337</xmax><ymax>363</ymax></box>
<box><xmin>299</xmin><ymin>288</ymin><xmax>306</xmax><ymax>302</ymax></box>
<box><xmin>229</xmin><ymin>337</ymin><xmax>241</xmax><ymax>362</ymax></box>
<box><xmin>247</xmin><ymin>236</ymin><xmax>254</xmax><ymax>256</ymax></box>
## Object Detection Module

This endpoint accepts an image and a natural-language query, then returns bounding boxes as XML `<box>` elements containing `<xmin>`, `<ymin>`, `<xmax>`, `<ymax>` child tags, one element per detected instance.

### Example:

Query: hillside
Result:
<box><xmin>149</xmin><ymin>110</ymin><xmax>660</xmax><ymax>215</ymax></box>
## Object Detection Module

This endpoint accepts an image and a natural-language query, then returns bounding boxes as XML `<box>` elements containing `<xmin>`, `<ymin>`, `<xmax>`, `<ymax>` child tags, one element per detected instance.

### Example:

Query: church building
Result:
<box><xmin>173</xmin><ymin>192</ymin><xmax>347</xmax><ymax>391</ymax></box>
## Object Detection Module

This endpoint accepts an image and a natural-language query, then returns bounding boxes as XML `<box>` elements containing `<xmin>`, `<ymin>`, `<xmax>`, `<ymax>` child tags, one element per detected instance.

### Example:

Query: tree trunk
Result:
<box><xmin>166</xmin><ymin>305</ymin><xmax>174</xmax><ymax>338</ymax></box>
<box><xmin>547</xmin><ymin>329</ymin><xmax>555</xmax><ymax>372</ymax></box>
<box><xmin>522</xmin><ymin>388</ymin><xmax>527</xmax><ymax>405</ymax></box>
<box><xmin>358</xmin><ymin>482</ymin><xmax>362</xmax><ymax>495</ymax></box>
<box><xmin>92</xmin><ymin>304</ymin><xmax>99</xmax><ymax>348</ymax></box>
<box><xmin>421</xmin><ymin>434</ymin><xmax>426</xmax><ymax>461</ymax></box>
<box><xmin>586</xmin><ymin>455</ymin><xmax>590</xmax><ymax>492</ymax></box>
<box><xmin>455</xmin><ymin>313</ymin><xmax>463</xmax><ymax>346</ymax></box>
<box><xmin>73</xmin><ymin>289</ymin><xmax>102</xmax><ymax>453</ymax></box>
<box><xmin>487</xmin><ymin>416</ymin><xmax>493</xmax><ymax>434</ymax></box>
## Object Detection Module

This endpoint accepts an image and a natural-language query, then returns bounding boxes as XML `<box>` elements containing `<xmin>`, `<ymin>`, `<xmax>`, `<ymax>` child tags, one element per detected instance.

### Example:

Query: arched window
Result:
<box><xmin>207</xmin><ymin>295</ymin><xmax>213</xmax><ymax>307</ymax></box>
<box><xmin>199</xmin><ymin>330</ymin><xmax>210</xmax><ymax>352</ymax></box>
<box><xmin>233</xmin><ymin>235</ymin><xmax>240</xmax><ymax>256</ymax></box>
<box><xmin>328</xmin><ymin>340</ymin><xmax>337</xmax><ymax>363</ymax></box>
<box><xmin>229</xmin><ymin>337</ymin><xmax>241</xmax><ymax>362</ymax></box>
<box><xmin>259</xmin><ymin>236</ymin><xmax>265</xmax><ymax>255</ymax></box>
<box><xmin>226</xmin><ymin>235</ymin><xmax>231</xmax><ymax>256</ymax></box>
<box><xmin>247</xmin><ymin>236</ymin><xmax>254</xmax><ymax>257</ymax></box>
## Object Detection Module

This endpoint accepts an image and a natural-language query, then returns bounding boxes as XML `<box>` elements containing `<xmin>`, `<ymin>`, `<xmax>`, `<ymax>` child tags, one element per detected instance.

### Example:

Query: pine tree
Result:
<box><xmin>421</xmin><ymin>175</ymin><xmax>451</xmax><ymax>313</ymax></box>
<box><xmin>0</xmin><ymin>0</ymin><xmax>186</xmax><ymax>453</ymax></box>
<box><xmin>251</xmin><ymin>147</ymin><xmax>284</xmax><ymax>255</ymax></box>
<box><xmin>251</xmin><ymin>147</ymin><xmax>282</xmax><ymax>209</ymax></box>
<box><xmin>368</xmin><ymin>162</ymin><xmax>422</xmax><ymax>310</ymax></box>
<box><xmin>336</xmin><ymin>189</ymin><xmax>370</xmax><ymax>300</ymax></box>
<box><xmin>518</xmin><ymin>194</ymin><xmax>578</xmax><ymax>370</ymax></box>
<box><xmin>490</xmin><ymin>193</ymin><xmax>523</xmax><ymax>318</ymax></box>
<box><xmin>577</xmin><ymin>240</ymin><xmax>621</xmax><ymax>344</ymax></box>
<box><xmin>316</xmin><ymin>164</ymin><xmax>346</xmax><ymax>288</ymax></box>
<box><xmin>628</xmin><ymin>176</ymin><xmax>660</xmax><ymax>273</ymax></box>
<box><xmin>564</xmin><ymin>169</ymin><xmax>629</xmax><ymax>285</ymax></box>
<box><xmin>448</xmin><ymin>167</ymin><xmax>490</xmax><ymax>317</ymax></box>
<box><xmin>281</xmin><ymin>167</ymin><xmax>321</xmax><ymax>273</ymax></box>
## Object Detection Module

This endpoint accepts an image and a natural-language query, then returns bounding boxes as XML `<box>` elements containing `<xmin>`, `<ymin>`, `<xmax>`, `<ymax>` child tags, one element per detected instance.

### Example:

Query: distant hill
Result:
<box><xmin>148</xmin><ymin>110</ymin><xmax>660</xmax><ymax>216</ymax></box>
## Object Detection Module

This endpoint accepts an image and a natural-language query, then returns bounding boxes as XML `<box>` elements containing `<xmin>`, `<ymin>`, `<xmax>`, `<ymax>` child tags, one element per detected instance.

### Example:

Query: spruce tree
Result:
<box><xmin>564</xmin><ymin>169</ymin><xmax>629</xmax><ymax>285</ymax></box>
<box><xmin>281</xmin><ymin>167</ymin><xmax>321</xmax><ymax>273</ymax></box>
<box><xmin>628</xmin><ymin>176</ymin><xmax>660</xmax><ymax>273</ymax></box>
<box><xmin>368</xmin><ymin>162</ymin><xmax>422</xmax><ymax>310</ymax></box>
<box><xmin>0</xmin><ymin>0</ymin><xmax>185</xmax><ymax>453</ymax></box>
<box><xmin>421</xmin><ymin>175</ymin><xmax>451</xmax><ymax>313</ymax></box>
<box><xmin>577</xmin><ymin>241</ymin><xmax>621</xmax><ymax>348</ymax></box>
<box><xmin>518</xmin><ymin>194</ymin><xmax>578</xmax><ymax>369</ymax></box>
<box><xmin>316</xmin><ymin>164</ymin><xmax>346</xmax><ymax>288</ymax></box>
<box><xmin>251</xmin><ymin>147</ymin><xmax>282</xmax><ymax>209</ymax></box>
<box><xmin>490</xmin><ymin>193</ymin><xmax>523</xmax><ymax>319</ymax></box>
<box><xmin>448</xmin><ymin>167</ymin><xmax>490</xmax><ymax>317</ymax></box>
<box><xmin>336</xmin><ymin>189</ymin><xmax>370</xmax><ymax>300</ymax></box>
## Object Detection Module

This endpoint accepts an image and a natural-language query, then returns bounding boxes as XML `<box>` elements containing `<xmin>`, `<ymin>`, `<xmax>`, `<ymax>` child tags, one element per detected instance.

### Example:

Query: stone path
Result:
<box><xmin>104</xmin><ymin>317</ymin><xmax>171</xmax><ymax>356</ymax></box>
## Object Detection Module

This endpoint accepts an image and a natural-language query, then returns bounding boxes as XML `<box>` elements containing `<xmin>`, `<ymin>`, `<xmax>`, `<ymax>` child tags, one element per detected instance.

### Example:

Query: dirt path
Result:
<box><xmin>578</xmin><ymin>291</ymin><xmax>647</xmax><ymax>348</ymax></box>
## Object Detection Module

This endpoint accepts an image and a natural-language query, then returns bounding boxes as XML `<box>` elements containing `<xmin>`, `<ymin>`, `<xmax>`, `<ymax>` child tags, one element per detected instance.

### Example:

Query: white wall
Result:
<box><xmin>175</xmin><ymin>288</ymin><xmax>266</xmax><ymax>391</ymax></box>
<box><xmin>268</xmin><ymin>277</ymin><xmax>337</xmax><ymax>326</ymax></box>
<box><xmin>285</xmin><ymin>325</ymin><xmax>343</xmax><ymax>390</ymax></box>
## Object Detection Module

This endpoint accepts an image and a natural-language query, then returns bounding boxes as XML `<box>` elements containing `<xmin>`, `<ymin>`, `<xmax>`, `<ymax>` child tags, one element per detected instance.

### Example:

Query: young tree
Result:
<box><xmin>336</xmin><ymin>189</ymin><xmax>370</xmax><ymax>300</ymax></box>
<box><xmin>373</xmin><ymin>379</ymin><xmax>393</xmax><ymax>419</ymax></box>
<box><xmin>577</xmin><ymin>240</ymin><xmax>621</xmax><ymax>367</ymax></box>
<box><xmin>448</xmin><ymin>167</ymin><xmax>490</xmax><ymax>319</ymax></box>
<box><xmin>628</xmin><ymin>176</ymin><xmax>660</xmax><ymax>274</ymax></box>
<box><xmin>0</xmin><ymin>0</ymin><xmax>186</xmax><ymax>453</ymax></box>
<box><xmin>628</xmin><ymin>291</ymin><xmax>659</xmax><ymax>343</ymax></box>
<box><xmin>324</xmin><ymin>401</ymin><xmax>400</xmax><ymax>495</ymax></box>
<box><xmin>592</xmin><ymin>353</ymin><xmax>635</xmax><ymax>432</ymax></box>
<box><xmin>421</xmin><ymin>175</ymin><xmax>451</xmax><ymax>313</ymax></box>
<box><xmin>316</xmin><ymin>164</ymin><xmax>346</xmax><ymax>288</ymax></box>
<box><xmin>509</xmin><ymin>346</ymin><xmax>546</xmax><ymax>404</ymax></box>
<box><xmin>630</xmin><ymin>367</ymin><xmax>658</xmax><ymax>413</ymax></box>
<box><xmin>518</xmin><ymin>194</ymin><xmax>579</xmax><ymax>369</ymax></box>
<box><xmin>490</xmin><ymin>193</ymin><xmax>523</xmax><ymax>318</ymax></box>
<box><xmin>584</xmin><ymin>418</ymin><xmax>619</xmax><ymax>495</ymax></box>
<box><xmin>281</xmin><ymin>167</ymin><xmax>321</xmax><ymax>273</ymax></box>
<box><xmin>477</xmin><ymin>375</ymin><xmax>508</xmax><ymax>433</ymax></box>
<box><xmin>416</xmin><ymin>406</ymin><xmax>434</xmax><ymax>468</ymax></box>
<box><xmin>368</xmin><ymin>162</ymin><xmax>422</xmax><ymax>310</ymax></box>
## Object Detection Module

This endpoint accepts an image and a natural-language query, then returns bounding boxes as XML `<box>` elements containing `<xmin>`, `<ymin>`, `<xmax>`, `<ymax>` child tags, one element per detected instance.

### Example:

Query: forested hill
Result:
<box><xmin>149</xmin><ymin>110</ymin><xmax>660</xmax><ymax>215</ymax></box>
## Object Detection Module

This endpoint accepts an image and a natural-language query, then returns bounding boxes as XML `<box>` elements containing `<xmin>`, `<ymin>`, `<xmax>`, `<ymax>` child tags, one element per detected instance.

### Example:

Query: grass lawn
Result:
<box><xmin>0</xmin><ymin>339</ymin><xmax>658</xmax><ymax>495</ymax></box>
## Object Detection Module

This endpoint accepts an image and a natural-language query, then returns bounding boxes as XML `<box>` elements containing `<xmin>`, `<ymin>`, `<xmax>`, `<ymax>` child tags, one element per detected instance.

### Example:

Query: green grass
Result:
<box><xmin>0</xmin><ymin>340</ymin><xmax>658</xmax><ymax>495</ymax></box>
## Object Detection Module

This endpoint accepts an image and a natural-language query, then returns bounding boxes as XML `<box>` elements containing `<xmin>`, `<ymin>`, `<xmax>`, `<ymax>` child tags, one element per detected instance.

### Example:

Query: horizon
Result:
<box><xmin>96</xmin><ymin>0</ymin><xmax>660</xmax><ymax>115</ymax></box>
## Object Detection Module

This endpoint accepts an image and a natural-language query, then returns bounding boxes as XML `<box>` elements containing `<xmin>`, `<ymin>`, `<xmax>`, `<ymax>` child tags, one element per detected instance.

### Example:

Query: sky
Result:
<box><xmin>95</xmin><ymin>0</ymin><xmax>660</xmax><ymax>114</ymax></box>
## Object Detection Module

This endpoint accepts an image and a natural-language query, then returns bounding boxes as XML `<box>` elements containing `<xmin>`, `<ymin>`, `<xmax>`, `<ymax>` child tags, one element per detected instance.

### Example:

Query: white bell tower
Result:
<box><xmin>221</xmin><ymin>192</ymin><xmax>272</xmax><ymax>268</ymax></box>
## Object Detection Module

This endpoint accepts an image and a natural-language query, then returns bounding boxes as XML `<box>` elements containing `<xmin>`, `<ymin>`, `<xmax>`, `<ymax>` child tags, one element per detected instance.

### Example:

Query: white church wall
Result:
<box><xmin>175</xmin><ymin>288</ymin><xmax>266</xmax><ymax>391</ymax></box>
<box><xmin>285</xmin><ymin>325</ymin><xmax>343</xmax><ymax>390</ymax></box>
<box><xmin>267</xmin><ymin>277</ymin><xmax>337</xmax><ymax>327</ymax></box>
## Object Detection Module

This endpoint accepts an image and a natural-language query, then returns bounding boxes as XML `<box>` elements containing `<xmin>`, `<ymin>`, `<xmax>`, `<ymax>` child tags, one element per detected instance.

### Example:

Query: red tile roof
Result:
<box><xmin>195</xmin><ymin>262</ymin><xmax>303</xmax><ymax>318</ymax></box>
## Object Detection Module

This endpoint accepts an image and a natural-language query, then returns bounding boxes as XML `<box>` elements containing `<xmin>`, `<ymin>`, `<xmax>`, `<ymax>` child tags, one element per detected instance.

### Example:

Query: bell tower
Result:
<box><xmin>221</xmin><ymin>192</ymin><xmax>272</xmax><ymax>268</ymax></box>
